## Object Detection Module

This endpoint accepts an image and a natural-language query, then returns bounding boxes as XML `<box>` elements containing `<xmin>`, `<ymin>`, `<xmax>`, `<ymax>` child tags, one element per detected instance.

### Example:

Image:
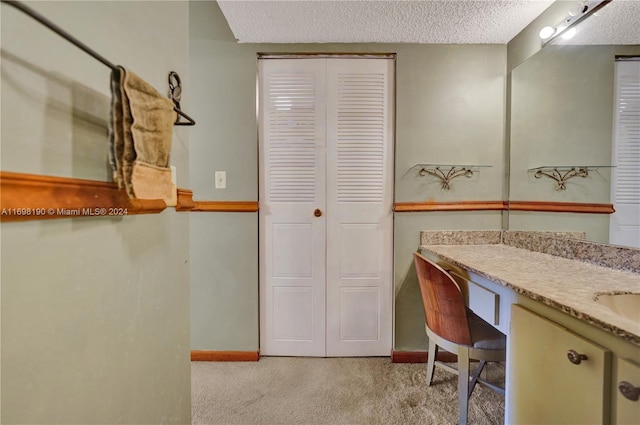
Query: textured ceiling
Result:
<box><xmin>217</xmin><ymin>0</ymin><xmax>640</xmax><ymax>45</ymax></box>
<box><xmin>217</xmin><ymin>0</ymin><xmax>556</xmax><ymax>44</ymax></box>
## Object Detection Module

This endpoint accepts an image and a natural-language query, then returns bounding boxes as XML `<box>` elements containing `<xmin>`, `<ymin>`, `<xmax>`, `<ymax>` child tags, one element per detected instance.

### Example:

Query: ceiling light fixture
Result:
<box><xmin>539</xmin><ymin>26</ymin><xmax>556</xmax><ymax>40</ymax></box>
<box><xmin>539</xmin><ymin>0</ymin><xmax>612</xmax><ymax>45</ymax></box>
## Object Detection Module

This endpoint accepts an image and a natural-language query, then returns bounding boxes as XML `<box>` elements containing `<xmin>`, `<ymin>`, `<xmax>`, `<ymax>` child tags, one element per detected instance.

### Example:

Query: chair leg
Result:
<box><xmin>426</xmin><ymin>338</ymin><xmax>437</xmax><ymax>386</ymax></box>
<box><xmin>457</xmin><ymin>348</ymin><xmax>470</xmax><ymax>425</ymax></box>
<box><xmin>468</xmin><ymin>360</ymin><xmax>487</xmax><ymax>398</ymax></box>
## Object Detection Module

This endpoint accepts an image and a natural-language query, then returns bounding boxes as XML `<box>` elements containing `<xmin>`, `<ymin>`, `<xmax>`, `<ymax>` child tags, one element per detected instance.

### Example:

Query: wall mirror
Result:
<box><xmin>507</xmin><ymin>0</ymin><xmax>640</xmax><ymax>248</ymax></box>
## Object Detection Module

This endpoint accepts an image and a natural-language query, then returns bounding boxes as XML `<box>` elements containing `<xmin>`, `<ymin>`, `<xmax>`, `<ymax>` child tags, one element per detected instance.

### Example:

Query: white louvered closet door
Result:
<box><xmin>259</xmin><ymin>59</ymin><xmax>327</xmax><ymax>356</ymax></box>
<box><xmin>325</xmin><ymin>59</ymin><xmax>394</xmax><ymax>356</ymax></box>
<box><xmin>610</xmin><ymin>59</ymin><xmax>640</xmax><ymax>248</ymax></box>
<box><xmin>259</xmin><ymin>57</ymin><xmax>394</xmax><ymax>357</ymax></box>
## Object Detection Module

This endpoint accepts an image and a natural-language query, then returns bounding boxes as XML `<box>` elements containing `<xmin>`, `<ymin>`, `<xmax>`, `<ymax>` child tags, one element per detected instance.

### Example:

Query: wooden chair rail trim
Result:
<box><xmin>394</xmin><ymin>201</ymin><xmax>507</xmax><ymax>212</ymax></box>
<box><xmin>394</xmin><ymin>200</ymin><xmax>614</xmax><ymax>214</ymax></box>
<box><xmin>176</xmin><ymin>188</ymin><xmax>196</xmax><ymax>211</ymax></box>
<box><xmin>174</xmin><ymin>189</ymin><xmax>258</xmax><ymax>212</ymax></box>
<box><xmin>508</xmin><ymin>201</ymin><xmax>615</xmax><ymax>214</ymax></box>
<box><xmin>191</xmin><ymin>350</ymin><xmax>260</xmax><ymax>362</ymax></box>
<box><xmin>0</xmin><ymin>171</ymin><xmax>166</xmax><ymax>222</ymax></box>
<box><xmin>190</xmin><ymin>201</ymin><xmax>259</xmax><ymax>212</ymax></box>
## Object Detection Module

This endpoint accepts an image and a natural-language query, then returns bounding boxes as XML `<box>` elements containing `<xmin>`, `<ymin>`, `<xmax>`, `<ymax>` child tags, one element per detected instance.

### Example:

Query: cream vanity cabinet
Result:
<box><xmin>510</xmin><ymin>305</ymin><xmax>611</xmax><ymax>424</ymax></box>
<box><xmin>422</xmin><ymin>250</ymin><xmax>640</xmax><ymax>425</ymax></box>
<box><xmin>509</xmin><ymin>301</ymin><xmax>640</xmax><ymax>425</ymax></box>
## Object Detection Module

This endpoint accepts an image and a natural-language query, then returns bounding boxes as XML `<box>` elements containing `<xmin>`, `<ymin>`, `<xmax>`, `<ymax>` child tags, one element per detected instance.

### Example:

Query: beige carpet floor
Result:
<box><xmin>191</xmin><ymin>357</ymin><xmax>504</xmax><ymax>425</ymax></box>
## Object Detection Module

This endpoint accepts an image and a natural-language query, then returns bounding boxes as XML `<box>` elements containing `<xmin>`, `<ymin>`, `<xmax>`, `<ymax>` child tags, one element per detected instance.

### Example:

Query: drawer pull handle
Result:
<box><xmin>567</xmin><ymin>349</ymin><xmax>588</xmax><ymax>365</ymax></box>
<box><xmin>314</xmin><ymin>209</ymin><xmax>322</xmax><ymax>217</ymax></box>
<box><xmin>619</xmin><ymin>381</ymin><xmax>640</xmax><ymax>402</ymax></box>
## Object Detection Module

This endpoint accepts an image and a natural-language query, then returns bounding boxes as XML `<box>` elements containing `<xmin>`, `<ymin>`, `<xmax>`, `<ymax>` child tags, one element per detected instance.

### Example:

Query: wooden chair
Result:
<box><xmin>413</xmin><ymin>252</ymin><xmax>506</xmax><ymax>425</ymax></box>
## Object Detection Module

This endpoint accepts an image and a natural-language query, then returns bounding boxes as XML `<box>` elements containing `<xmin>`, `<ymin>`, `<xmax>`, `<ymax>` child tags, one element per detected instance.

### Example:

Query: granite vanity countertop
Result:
<box><xmin>420</xmin><ymin>244</ymin><xmax>640</xmax><ymax>346</ymax></box>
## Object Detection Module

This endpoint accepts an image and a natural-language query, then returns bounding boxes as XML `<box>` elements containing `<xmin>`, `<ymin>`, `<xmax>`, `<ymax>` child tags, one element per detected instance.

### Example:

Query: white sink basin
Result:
<box><xmin>594</xmin><ymin>293</ymin><xmax>640</xmax><ymax>323</ymax></box>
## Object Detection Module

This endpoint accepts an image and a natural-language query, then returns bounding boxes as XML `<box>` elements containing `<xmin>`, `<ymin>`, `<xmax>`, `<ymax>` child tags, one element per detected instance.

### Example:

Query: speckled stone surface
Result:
<box><xmin>420</xmin><ymin>230</ymin><xmax>502</xmax><ymax>246</ymax></box>
<box><xmin>420</xmin><ymin>244</ymin><xmax>640</xmax><ymax>346</ymax></box>
<box><xmin>504</xmin><ymin>230</ymin><xmax>587</xmax><ymax>241</ymax></box>
<box><xmin>504</xmin><ymin>231</ymin><xmax>640</xmax><ymax>273</ymax></box>
<box><xmin>421</xmin><ymin>230</ymin><xmax>639</xmax><ymax>273</ymax></box>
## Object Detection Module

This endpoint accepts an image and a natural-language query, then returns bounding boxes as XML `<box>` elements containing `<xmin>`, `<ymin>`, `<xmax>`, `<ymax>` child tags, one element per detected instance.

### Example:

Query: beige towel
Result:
<box><xmin>110</xmin><ymin>67</ymin><xmax>176</xmax><ymax>202</ymax></box>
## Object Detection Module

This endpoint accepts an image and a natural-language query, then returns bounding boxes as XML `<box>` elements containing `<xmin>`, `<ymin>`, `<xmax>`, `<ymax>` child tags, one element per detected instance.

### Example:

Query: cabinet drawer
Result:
<box><xmin>450</xmin><ymin>271</ymin><xmax>499</xmax><ymax>326</ymax></box>
<box><xmin>615</xmin><ymin>357</ymin><xmax>640</xmax><ymax>425</ymax></box>
<box><xmin>468</xmin><ymin>280</ymin><xmax>499</xmax><ymax>326</ymax></box>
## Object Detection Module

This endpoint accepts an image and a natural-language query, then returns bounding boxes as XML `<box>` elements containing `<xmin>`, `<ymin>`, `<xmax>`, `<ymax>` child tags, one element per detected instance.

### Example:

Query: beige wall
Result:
<box><xmin>188</xmin><ymin>1</ymin><xmax>506</xmax><ymax>352</ymax></box>
<box><xmin>1</xmin><ymin>2</ymin><xmax>191</xmax><ymax>423</ymax></box>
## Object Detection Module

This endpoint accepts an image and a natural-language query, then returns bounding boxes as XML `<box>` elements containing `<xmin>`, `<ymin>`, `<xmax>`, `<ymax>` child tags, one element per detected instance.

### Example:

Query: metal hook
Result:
<box><xmin>168</xmin><ymin>71</ymin><xmax>182</xmax><ymax>105</ymax></box>
<box><xmin>168</xmin><ymin>71</ymin><xmax>195</xmax><ymax>126</ymax></box>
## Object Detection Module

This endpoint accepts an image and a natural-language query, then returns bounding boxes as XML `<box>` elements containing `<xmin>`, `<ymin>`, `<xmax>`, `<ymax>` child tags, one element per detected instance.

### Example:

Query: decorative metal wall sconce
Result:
<box><xmin>529</xmin><ymin>166</ymin><xmax>613</xmax><ymax>190</ymax></box>
<box><xmin>532</xmin><ymin>167</ymin><xmax>588</xmax><ymax>190</ymax></box>
<box><xmin>412</xmin><ymin>164</ymin><xmax>490</xmax><ymax>190</ymax></box>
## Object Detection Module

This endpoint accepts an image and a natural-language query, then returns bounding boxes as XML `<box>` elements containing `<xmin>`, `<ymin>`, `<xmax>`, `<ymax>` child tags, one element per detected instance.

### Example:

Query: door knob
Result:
<box><xmin>314</xmin><ymin>208</ymin><xmax>322</xmax><ymax>217</ymax></box>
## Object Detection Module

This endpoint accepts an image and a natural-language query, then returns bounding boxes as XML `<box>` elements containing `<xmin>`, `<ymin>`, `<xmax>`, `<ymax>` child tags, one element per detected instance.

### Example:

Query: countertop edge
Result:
<box><xmin>420</xmin><ymin>244</ymin><xmax>640</xmax><ymax>347</ymax></box>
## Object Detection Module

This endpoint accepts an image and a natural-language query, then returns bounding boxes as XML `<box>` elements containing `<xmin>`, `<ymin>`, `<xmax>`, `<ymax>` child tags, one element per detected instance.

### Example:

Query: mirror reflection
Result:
<box><xmin>508</xmin><ymin>3</ymin><xmax>639</xmax><ymax>248</ymax></box>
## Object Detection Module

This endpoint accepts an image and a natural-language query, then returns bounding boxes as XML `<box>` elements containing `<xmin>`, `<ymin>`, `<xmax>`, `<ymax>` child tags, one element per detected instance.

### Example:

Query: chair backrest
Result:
<box><xmin>414</xmin><ymin>252</ymin><xmax>472</xmax><ymax>346</ymax></box>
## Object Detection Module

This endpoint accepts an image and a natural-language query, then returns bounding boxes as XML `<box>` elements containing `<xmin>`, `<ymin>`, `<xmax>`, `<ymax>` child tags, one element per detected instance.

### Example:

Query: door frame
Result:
<box><xmin>256</xmin><ymin>53</ymin><xmax>397</xmax><ymax>356</ymax></box>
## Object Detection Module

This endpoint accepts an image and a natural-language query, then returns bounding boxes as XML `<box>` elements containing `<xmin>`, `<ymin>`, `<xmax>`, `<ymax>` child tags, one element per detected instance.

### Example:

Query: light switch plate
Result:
<box><xmin>215</xmin><ymin>171</ymin><xmax>226</xmax><ymax>189</ymax></box>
